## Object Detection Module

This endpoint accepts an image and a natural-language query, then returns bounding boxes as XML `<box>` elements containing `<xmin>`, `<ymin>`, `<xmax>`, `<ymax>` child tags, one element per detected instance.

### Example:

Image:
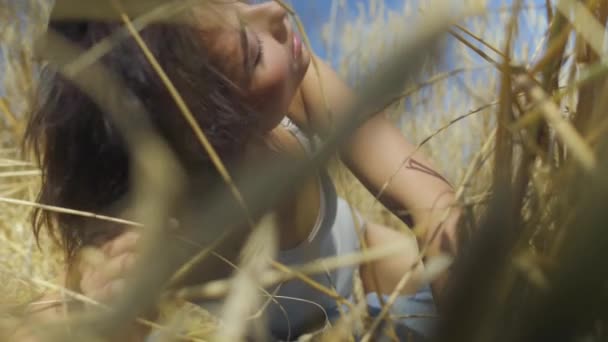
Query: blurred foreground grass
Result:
<box><xmin>2</xmin><ymin>0</ymin><xmax>608</xmax><ymax>341</ymax></box>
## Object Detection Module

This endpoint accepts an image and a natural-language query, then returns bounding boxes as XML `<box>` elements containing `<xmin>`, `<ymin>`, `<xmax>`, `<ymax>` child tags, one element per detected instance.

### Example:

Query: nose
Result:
<box><xmin>247</xmin><ymin>2</ymin><xmax>289</xmax><ymax>42</ymax></box>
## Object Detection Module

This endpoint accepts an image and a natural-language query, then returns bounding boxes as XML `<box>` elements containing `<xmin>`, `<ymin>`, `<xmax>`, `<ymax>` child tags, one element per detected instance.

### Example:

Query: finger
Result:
<box><xmin>80</xmin><ymin>268</ymin><xmax>101</xmax><ymax>297</ymax></box>
<box><xmin>78</xmin><ymin>247</ymin><xmax>106</xmax><ymax>274</ymax></box>
<box><xmin>98</xmin><ymin>252</ymin><xmax>137</xmax><ymax>282</ymax></box>
<box><xmin>81</xmin><ymin>252</ymin><xmax>135</xmax><ymax>297</ymax></box>
<box><xmin>91</xmin><ymin>279</ymin><xmax>126</xmax><ymax>303</ymax></box>
<box><xmin>102</xmin><ymin>230</ymin><xmax>141</xmax><ymax>257</ymax></box>
<box><xmin>107</xmin><ymin>279</ymin><xmax>126</xmax><ymax>298</ymax></box>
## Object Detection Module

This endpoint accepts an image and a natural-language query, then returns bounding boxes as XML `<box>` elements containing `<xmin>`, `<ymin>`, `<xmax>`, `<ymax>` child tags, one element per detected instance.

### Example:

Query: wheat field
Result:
<box><xmin>1</xmin><ymin>0</ymin><xmax>608</xmax><ymax>341</ymax></box>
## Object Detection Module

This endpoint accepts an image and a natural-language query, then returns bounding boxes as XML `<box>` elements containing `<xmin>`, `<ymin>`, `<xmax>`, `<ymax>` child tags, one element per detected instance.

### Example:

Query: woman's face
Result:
<box><xmin>202</xmin><ymin>1</ymin><xmax>311</xmax><ymax>130</ymax></box>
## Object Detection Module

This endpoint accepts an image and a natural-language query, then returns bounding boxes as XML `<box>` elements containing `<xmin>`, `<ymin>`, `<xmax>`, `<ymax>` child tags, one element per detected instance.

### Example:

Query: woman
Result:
<box><xmin>23</xmin><ymin>0</ymin><xmax>459</xmax><ymax>340</ymax></box>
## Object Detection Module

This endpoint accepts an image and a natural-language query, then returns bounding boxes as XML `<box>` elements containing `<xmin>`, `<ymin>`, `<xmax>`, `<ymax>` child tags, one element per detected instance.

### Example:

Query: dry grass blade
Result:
<box><xmin>270</xmin><ymin>261</ymin><xmax>352</xmax><ymax>308</ymax></box>
<box><xmin>51</xmin><ymin>0</ymin><xmax>172</xmax><ymax>21</ymax></box>
<box><xmin>0</xmin><ymin>195</ymin><xmax>141</xmax><ymax>228</ymax></box>
<box><xmin>215</xmin><ymin>215</ymin><xmax>278</xmax><ymax>342</ymax></box>
<box><xmin>0</xmin><ymin>267</ymin><xmax>205</xmax><ymax>342</ymax></box>
<box><xmin>168</xmin><ymin>232</ymin><xmax>231</xmax><ymax>288</ymax></box>
<box><xmin>454</xmin><ymin>128</ymin><xmax>497</xmax><ymax>201</ymax></box>
<box><xmin>586</xmin><ymin>116</ymin><xmax>608</xmax><ymax>145</ymax></box>
<box><xmin>0</xmin><ymin>159</ymin><xmax>34</xmax><ymax>167</ymax></box>
<box><xmin>452</xmin><ymin>24</ymin><xmax>507</xmax><ymax>59</ymax></box>
<box><xmin>545</xmin><ymin>0</ymin><xmax>553</xmax><ymax>22</ymax></box>
<box><xmin>571</xmin><ymin>1</ymin><xmax>608</xmax><ymax>135</ymax></box>
<box><xmin>450</xmin><ymin>30</ymin><xmax>502</xmax><ymax>71</ymax></box>
<box><xmin>0</xmin><ymin>98</ymin><xmax>19</xmax><ymax>129</ymax></box>
<box><xmin>173</xmin><ymin>240</ymin><xmax>414</xmax><ymax>301</ymax></box>
<box><xmin>64</xmin><ymin>0</ymin><xmax>201</xmax><ymax>77</ymax></box>
<box><xmin>0</xmin><ymin>170</ymin><xmax>40</xmax><ymax>178</ymax></box>
<box><xmin>492</xmin><ymin>0</ymin><xmax>520</xmax><ymax>193</ymax></box>
<box><xmin>555</xmin><ymin>0</ymin><xmax>606</xmax><ymax>58</ymax></box>
<box><xmin>374</xmin><ymin>101</ymin><xmax>496</xmax><ymax>201</ymax></box>
<box><xmin>360</xmin><ymin>255</ymin><xmax>451</xmax><ymax>342</ymax></box>
<box><xmin>528</xmin><ymin>22</ymin><xmax>570</xmax><ymax>77</ymax></box>
<box><xmin>169</xmin><ymin>232</ymin><xmax>352</xmax><ymax>311</ymax></box>
<box><xmin>383</xmin><ymin>66</ymin><xmax>490</xmax><ymax>111</ymax></box>
<box><xmin>514</xmin><ymin>74</ymin><xmax>597</xmax><ymax>170</ymax></box>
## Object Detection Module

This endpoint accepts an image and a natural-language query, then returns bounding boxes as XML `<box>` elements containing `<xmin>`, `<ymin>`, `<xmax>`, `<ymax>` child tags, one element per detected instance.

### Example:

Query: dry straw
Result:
<box><xmin>2</xmin><ymin>0</ymin><xmax>608</xmax><ymax>341</ymax></box>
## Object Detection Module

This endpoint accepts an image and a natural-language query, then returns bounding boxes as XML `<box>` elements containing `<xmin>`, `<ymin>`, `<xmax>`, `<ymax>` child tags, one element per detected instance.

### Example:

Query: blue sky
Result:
<box><xmin>292</xmin><ymin>0</ymin><xmax>548</xmax><ymax>64</ymax></box>
<box><xmin>292</xmin><ymin>0</ymin><xmax>404</xmax><ymax>60</ymax></box>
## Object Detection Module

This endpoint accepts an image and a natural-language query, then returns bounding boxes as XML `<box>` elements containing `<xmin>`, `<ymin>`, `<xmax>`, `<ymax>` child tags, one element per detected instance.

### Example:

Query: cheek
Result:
<box><xmin>249</xmin><ymin>44</ymin><xmax>298</xmax><ymax>125</ymax></box>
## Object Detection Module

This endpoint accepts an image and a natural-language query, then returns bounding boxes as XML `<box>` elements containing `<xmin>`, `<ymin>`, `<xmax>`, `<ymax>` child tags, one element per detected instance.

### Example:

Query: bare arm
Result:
<box><xmin>10</xmin><ymin>277</ymin><xmax>71</xmax><ymax>341</ymax></box>
<box><xmin>13</xmin><ymin>236</ymin><xmax>148</xmax><ymax>342</ymax></box>
<box><xmin>293</xmin><ymin>56</ymin><xmax>460</xmax><ymax>294</ymax></box>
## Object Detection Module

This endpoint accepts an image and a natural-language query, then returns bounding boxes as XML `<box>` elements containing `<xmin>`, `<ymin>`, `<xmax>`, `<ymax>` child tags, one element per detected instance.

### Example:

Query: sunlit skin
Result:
<box><xmin>21</xmin><ymin>1</ymin><xmax>460</xmax><ymax>339</ymax></box>
<box><xmin>200</xmin><ymin>1</ymin><xmax>311</xmax><ymax>130</ymax></box>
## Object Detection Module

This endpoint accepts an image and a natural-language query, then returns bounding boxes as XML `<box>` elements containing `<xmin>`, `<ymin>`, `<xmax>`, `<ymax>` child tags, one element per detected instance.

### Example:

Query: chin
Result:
<box><xmin>301</xmin><ymin>50</ymin><xmax>312</xmax><ymax>72</ymax></box>
<box><xmin>294</xmin><ymin>54</ymin><xmax>311</xmax><ymax>84</ymax></box>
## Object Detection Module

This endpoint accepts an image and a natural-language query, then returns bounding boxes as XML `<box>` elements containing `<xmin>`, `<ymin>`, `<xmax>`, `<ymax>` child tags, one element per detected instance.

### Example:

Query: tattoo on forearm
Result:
<box><xmin>406</xmin><ymin>159</ymin><xmax>452</xmax><ymax>185</ymax></box>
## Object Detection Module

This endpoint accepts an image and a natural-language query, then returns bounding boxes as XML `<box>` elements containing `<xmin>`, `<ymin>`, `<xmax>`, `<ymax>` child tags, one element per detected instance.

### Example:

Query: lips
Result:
<box><xmin>293</xmin><ymin>33</ymin><xmax>302</xmax><ymax>60</ymax></box>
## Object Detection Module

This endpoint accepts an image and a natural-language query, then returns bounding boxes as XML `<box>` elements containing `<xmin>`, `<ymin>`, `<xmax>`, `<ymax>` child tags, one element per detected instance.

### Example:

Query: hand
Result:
<box><xmin>78</xmin><ymin>230</ymin><xmax>140</xmax><ymax>303</ymax></box>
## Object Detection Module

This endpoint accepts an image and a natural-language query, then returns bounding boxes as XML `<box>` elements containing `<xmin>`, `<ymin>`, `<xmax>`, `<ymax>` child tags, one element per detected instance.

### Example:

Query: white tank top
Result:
<box><xmin>265</xmin><ymin>117</ymin><xmax>364</xmax><ymax>340</ymax></box>
<box><xmin>168</xmin><ymin>118</ymin><xmax>365</xmax><ymax>342</ymax></box>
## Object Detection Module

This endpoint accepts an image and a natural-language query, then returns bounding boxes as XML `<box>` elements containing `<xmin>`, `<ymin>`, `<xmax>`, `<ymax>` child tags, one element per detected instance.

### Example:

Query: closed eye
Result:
<box><xmin>254</xmin><ymin>33</ymin><xmax>265</xmax><ymax>67</ymax></box>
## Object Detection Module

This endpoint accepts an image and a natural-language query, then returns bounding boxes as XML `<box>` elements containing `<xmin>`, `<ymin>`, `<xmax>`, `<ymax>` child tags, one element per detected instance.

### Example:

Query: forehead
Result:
<box><xmin>193</xmin><ymin>0</ymin><xmax>243</xmax><ymax>27</ymax></box>
<box><xmin>192</xmin><ymin>1</ymin><xmax>248</xmax><ymax>84</ymax></box>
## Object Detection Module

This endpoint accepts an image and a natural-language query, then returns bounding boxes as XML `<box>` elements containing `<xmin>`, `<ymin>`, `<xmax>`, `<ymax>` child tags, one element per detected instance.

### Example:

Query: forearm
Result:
<box><xmin>10</xmin><ymin>291</ymin><xmax>69</xmax><ymax>341</ymax></box>
<box><xmin>15</xmin><ymin>293</ymin><xmax>149</xmax><ymax>342</ymax></box>
<box><xmin>340</xmin><ymin>119</ymin><xmax>460</xmax><ymax>303</ymax></box>
<box><xmin>14</xmin><ymin>268</ymin><xmax>151</xmax><ymax>341</ymax></box>
<box><xmin>339</xmin><ymin>115</ymin><xmax>460</xmax><ymax>257</ymax></box>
